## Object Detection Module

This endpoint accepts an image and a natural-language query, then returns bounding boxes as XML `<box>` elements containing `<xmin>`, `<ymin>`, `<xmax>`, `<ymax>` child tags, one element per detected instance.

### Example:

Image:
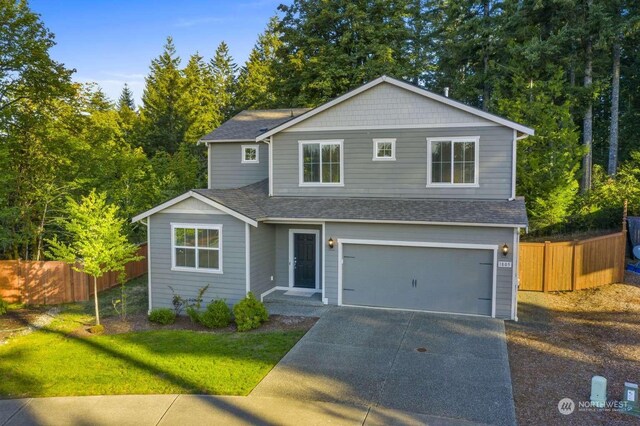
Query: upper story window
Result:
<box><xmin>373</xmin><ymin>138</ymin><xmax>396</xmax><ymax>161</ymax></box>
<box><xmin>427</xmin><ymin>137</ymin><xmax>479</xmax><ymax>187</ymax></box>
<box><xmin>242</xmin><ymin>145</ymin><xmax>259</xmax><ymax>163</ymax></box>
<box><xmin>171</xmin><ymin>224</ymin><xmax>222</xmax><ymax>273</ymax></box>
<box><xmin>299</xmin><ymin>140</ymin><xmax>344</xmax><ymax>186</ymax></box>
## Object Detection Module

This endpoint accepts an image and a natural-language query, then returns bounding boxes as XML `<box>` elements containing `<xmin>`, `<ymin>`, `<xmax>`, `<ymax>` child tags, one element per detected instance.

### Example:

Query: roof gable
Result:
<box><xmin>255</xmin><ymin>76</ymin><xmax>534</xmax><ymax>139</ymax></box>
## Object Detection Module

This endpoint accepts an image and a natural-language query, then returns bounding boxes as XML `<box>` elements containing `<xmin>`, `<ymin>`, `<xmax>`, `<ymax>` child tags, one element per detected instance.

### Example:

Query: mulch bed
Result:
<box><xmin>0</xmin><ymin>306</ymin><xmax>53</xmax><ymax>342</ymax></box>
<box><xmin>70</xmin><ymin>313</ymin><xmax>318</xmax><ymax>338</ymax></box>
<box><xmin>506</xmin><ymin>272</ymin><xmax>640</xmax><ymax>426</ymax></box>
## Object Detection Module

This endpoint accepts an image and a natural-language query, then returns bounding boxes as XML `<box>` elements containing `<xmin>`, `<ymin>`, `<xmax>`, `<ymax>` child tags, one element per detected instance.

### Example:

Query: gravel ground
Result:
<box><xmin>507</xmin><ymin>272</ymin><xmax>640</xmax><ymax>425</ymax></box>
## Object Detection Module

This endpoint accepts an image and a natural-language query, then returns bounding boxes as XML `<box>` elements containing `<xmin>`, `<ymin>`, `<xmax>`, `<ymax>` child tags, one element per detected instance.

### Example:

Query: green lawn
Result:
<box><xmin>0</xmin><ymin>278</ymin><xmax>305</xmax><ymax>398</ymax></box>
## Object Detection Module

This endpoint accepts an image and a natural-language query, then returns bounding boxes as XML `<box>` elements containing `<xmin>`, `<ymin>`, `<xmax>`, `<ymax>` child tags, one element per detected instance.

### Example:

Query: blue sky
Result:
<box><xmin>29</xmin><ymin>0</ymin><xmax>286</xmax><ymax>105</ymax></box>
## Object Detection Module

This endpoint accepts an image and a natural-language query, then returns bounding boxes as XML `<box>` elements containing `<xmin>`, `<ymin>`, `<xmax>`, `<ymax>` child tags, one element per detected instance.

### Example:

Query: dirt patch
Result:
<box><xmin>72</xmin><ymin>313</ymin><xmax>318</xmax><ymax>336</ymax></box>
<box><xmin>0</xmin><ymin>307</ymin><xmax>57</xmax><ymax>343</ymax></box>
<box><xmin>507</xmin><ymin>272</ymin><xmax>640</xmax><ymax>425</ymax></box>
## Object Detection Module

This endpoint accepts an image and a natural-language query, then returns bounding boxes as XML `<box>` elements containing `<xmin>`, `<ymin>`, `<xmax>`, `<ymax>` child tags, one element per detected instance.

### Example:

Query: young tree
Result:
<box><xmin>46</xmin><ymin>191</ymin><xmax>142</xmax><ymax>325</ymax></box>
<box><xmin>117</xmin><ymin>83</ymin><xmax>136</xmax><ymax>111</ymax></box>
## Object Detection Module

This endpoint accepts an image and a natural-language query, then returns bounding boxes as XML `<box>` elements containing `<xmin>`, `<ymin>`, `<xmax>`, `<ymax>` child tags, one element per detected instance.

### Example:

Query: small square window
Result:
<box><xmin>373</xmin><ymin>139</ymin><xmax>396</xmax><ymax>161</ymax></box>
<box><xmin>242</xmin><ymin>145</ymin><xmax>259</xmax><ymax>163</ymax></box>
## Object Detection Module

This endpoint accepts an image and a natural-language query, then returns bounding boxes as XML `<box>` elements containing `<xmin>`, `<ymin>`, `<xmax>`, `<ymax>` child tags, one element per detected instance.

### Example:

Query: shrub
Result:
<box><xmin>233</xmin><ymin>292</ymin><xmax>269</xmax><ymax>332</ymax></box>
<box><xmin>148</xmin><ymin>308</ymin><xmax>176</xmax><ymax>325</ymax></box>
<box><xmin>186</xmin><ymin>306</ymin><xmax>200</xmax><ymax>323</ymax></box>
<box><xmin>0</xmin><ymin>298</ymin><xmax>8</xmax><ymax>316</ymax></box>
<box><xmin>200</xmin><ymin>299</ymin><xmax>231</xmax><ymax>329</ymax></box>
<box><xmin>88</xmin><ymin>324</ymin><xmax>105</xmax><ymax>335</ymax></box>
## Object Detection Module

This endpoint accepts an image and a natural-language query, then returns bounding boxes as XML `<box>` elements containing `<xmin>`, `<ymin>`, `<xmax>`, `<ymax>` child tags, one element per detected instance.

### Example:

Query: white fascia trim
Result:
<box><xmin>200</xmin><ymin>139</ymin><xmax>254</xmax><ymax>144</ymax></box>
<box><xmin>268</xmin><ymin>136</ymin><xmax>273</xmax><ymax>196</ymax></box>
<box><xmin>337</xmin><ymin>238</ymin><xmax>498</xmax><ymax>318</ymax></box>
<box><xmin>143</xmin><ymin>218</ymin><xmax>152</xmax><ymax>314</ymax></box>
<box><xmin>511</xmin><ymin>130</ymin><xmax>517</xmax><ymax>200</ymax></box>
<box><xmin>132</xmin><ymin>191</ymin><xmax>257</xmax><ymax>227</ymax></box>
<box><xmin>255</xmin><ymin>75</ymin><xmax>534</xmax><ymax>140</ymax></box>
<box><xmin>245</xmin><ymin>223</ymin><xmax>251</xmax><ymax>295</ymax></box>
<box><xmin>241</xmin><ymin>144</ymin><xmax>260</xmax><ymax>164</ymax></box>
<box><xmin>426</xmin><ymin>136</ymin><xmax>480</xmax><ymax>188</ymax></box>
<box><xmin>288</xmin><ymin>229</ymin><xmax>321</xmax><ymax>289</ymax></box>
<box><xmin>283</xmin><ymin>122</ymin><xmax>499</xmax><ymax>133</ymax></box>
<box><xmin>261</xmin><ymin>218</ymin><xmax>528</xmax><ymax>229</ymax></box>
<box><xmin>511</xmin><ymin>227</ymin><xmax>520</xmax><ymax>321</ymax></box>
<box><xmin>207</xmin><ymin>143</ymin><xmax>212</xmax><ymax>189</ymax></box>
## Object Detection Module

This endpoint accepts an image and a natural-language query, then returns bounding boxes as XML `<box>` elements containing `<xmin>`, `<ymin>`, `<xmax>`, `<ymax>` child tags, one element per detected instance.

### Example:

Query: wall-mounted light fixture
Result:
<box><xmin>501</xmin><ymin>243</ymin><xmax>509</xmax><ymax>257</ymax></box>
<box><xmin>328</xmin><ymin>237</ymin><xmax>334</xmax><ymax>249</ymax></box>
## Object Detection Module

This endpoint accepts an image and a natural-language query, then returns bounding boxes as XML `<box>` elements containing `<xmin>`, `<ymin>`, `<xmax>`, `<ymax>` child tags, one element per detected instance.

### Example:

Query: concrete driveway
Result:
<box><xmin>252</xmin><ymin>307</ymin><xmax>516</xmax><ymax>426</ymax></box>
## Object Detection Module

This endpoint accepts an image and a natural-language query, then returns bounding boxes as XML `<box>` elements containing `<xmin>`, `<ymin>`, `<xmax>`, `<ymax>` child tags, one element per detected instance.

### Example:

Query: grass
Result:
<box><xmin>67</xmin><ymin>274</ymin><xmax>150</xmax><ymax>319</ymax></box>
<box><xmin>0</xmin><ymin>276</ymin><xmax>306</xmax><ymax>398</ymax></box>
<box><xmin>506</xmin><ymin>275</ymin><xmax>640</xmax><ymax>426</ymax></box>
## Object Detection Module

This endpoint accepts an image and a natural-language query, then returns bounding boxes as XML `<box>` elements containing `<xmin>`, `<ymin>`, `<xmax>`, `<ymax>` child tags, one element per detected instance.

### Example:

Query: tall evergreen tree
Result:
<box><xmin>117</xmin><ymin>83</ymin><xmax>136</xmax><ymax>111</ymax></box>
<box><xmin>236</xmin><ymin>17</ymin><xmax>282</xmax><ymax>110</ymax></box>
<box><xmin>183</xmin><ymin>53</ymin><xmax>220</xmax><ymax>143</ymax></box>
<box><xmin>209</xmin><ymin>41</ymin><xmax>238</xmax><ymax>120</ymax></box>
<box><xmin>273</xmin><ymin>0</ymin><xmax>414</xmax><ymax>106</ymax></box>
<box><xmin>139</xmin><ymin>37</ymin><xmax>187</xmax><ymax>155</ymax></box>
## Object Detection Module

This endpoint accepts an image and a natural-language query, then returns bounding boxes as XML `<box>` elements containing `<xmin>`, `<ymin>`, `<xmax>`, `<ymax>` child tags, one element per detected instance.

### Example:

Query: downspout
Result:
<box><xmin>509</xmin><ymin>132</ymin><xmax>530</xmax><ymax>201</ymax></box>
<box><xmin>262</xmin><ymin>136</ymin><xmax>273</xmax><ymax>197</ymax></box>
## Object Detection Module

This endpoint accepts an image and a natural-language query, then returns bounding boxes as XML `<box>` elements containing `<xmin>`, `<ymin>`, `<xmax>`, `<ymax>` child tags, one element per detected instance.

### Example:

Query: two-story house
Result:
<box><xmin>133</xmin><ymin>76</ymin><xmax>533</xmax><ymax>320</ymax></box>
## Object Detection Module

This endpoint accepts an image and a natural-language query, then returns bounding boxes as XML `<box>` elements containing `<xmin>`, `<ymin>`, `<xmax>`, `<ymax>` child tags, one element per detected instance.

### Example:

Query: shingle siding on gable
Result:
<box><xmin>209</xmin><ymin>143</ymin><xmax>268</xmax><ymax>189</ymax></box>
<box><xmin>287</xmin><ymin>82</ymin><xmax>492</xmax><ymax>130</ymax></box>
<box><xmin>272</xmin><ymin>126</ymin><xmax>514</xmax><ymax>199</ymax></box>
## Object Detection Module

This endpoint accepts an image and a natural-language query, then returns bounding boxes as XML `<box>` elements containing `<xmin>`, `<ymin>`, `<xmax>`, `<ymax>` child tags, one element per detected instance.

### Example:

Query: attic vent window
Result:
<box><xmin>241</xmin><ymin>145</ymin><xmax>259</xmax><ymax>163</ymax></box>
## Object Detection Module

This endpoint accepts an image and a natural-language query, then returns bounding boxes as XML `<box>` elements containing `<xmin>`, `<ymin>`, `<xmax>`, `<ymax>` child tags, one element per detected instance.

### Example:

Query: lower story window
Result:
<box><xmin>172</xmin><ymin>224</ymin><xmax>222</xmax><ymax>273</ymax></box>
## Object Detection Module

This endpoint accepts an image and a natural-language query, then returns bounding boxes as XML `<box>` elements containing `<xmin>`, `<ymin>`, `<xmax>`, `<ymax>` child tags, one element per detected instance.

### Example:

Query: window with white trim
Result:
<box><xmin>427</xmin><ymin>137</ymin><xmax>479</xmax><ymax>186</ymax></box>
<box><xmin>373</xmin><ymin>138</ymin><xmax>396</xmax><ymax>160</ymax></box>
<box><xmin>299</xmin><ymin>140</ymin><xmax>343</xmax><ymax>185</ymax></box>
<box><xmin>171</xmin><ymin>224</ymin><xmax>222</xmax><ymax>273</ymax></box>
<box><xmin>241</xmin><ymin>145</ymin><xmax>259</xmax><ymax>163</ymax></box>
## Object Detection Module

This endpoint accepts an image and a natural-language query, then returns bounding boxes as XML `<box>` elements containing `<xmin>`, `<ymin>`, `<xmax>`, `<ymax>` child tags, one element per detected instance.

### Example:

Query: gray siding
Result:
<box><xmin>323</xmin><ymin>222</ymin><xmax>515</xmax><ymax>319</ymax></box>
<box><xmin>272</xmin><ymin>127</ymin><xmax>513</xmax><ymax>199</ymax></box>
<box><xmin>149</xmin><ymin>212</ymin><xmax>247</xmax><ymax>310</ymax></box>
<box><xmin>250</xmin><ymin>223</ymin><xmax>276</xmax><ymax>297</ymax></box>
<box><xmin>274</xmin><ymin>224</ymin><xmax>323</xmax><ymax>288</ymax></box>
<box><xmin>209</xmin><ymin>142</ymin><xmax>268</xmax><ymax>189</ymax></box>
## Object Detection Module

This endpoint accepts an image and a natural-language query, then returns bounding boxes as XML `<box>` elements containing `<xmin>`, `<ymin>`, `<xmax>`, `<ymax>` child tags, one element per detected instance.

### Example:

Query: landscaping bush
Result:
<box><xmin>199</xmin><ymin>299</ymin><xmax>231</xmax><ymax>329</ymax></box>
<box><xmin>233</xmin><ymin>292</ymin><xmax>269</xmax><ymax>332</ymax></box>
<box><xmin>0</xmin><ymin>298</ymin><xmax>8</xmax><ymax>316</ymax></box>
<box><xmin>148</xmin><ymin>308</ymin><xmax>176</xmax><ymax>325</ymax></box>
<box><xmin>186</xmin><ymin>306</ymin><xmax>200</xmax><ymax>323</ymax></box>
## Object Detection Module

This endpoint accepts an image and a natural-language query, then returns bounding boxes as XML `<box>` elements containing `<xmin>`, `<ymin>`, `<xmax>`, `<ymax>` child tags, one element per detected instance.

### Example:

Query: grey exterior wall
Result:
<box><xmin>323</xmin><ymin>222</ymin><xmax>515</xmax><ymax>319</ymax></box>
<box><xmin>274</xmin><ymin>224</ymin><xmax>323</xmax><ymax>289</ymax></box>
<box><xmin>271</xmin><ymin>126</ymin><xmax>513</xmax><ymax>199</ymax></box>
<box><xmin>148</xmin><ymin>212</ymin><xmax>247</xmax><ymax>310</ymax></box>
<box><xmin>209</xmin><ymin>142</ymin><xmax>268</xmax><ymax>189</ymax></box>
<box><xmin>250</xmin><ymin>223</ymin><xmax>276</xmax><ymax>297</ymax></box>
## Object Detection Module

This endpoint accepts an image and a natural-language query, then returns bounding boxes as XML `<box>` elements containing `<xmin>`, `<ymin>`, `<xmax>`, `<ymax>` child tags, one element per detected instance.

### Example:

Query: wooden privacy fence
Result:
<box><xmin>519</xmin><ymin>232</ymin><xmax>626</xmax><ymax>292</ymax></box>
<box><xmin>0</xmin><ymin>244</ymin><xmax>147</xmax><ymax>305</ymax></box>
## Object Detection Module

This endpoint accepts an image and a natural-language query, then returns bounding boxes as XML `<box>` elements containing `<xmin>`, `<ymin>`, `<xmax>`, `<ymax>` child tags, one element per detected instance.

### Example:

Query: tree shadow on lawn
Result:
<box><xmin>0</xmin><ymin>315</ymin><xmax>303</xmax><ymax>426</ymax></box>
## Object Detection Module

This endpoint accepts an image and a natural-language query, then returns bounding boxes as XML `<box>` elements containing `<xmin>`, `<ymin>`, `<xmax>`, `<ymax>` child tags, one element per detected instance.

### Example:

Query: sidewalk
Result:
<box><xmin>0</xmin><ymin>394</ymin><xmax>483</xmax><ymax>426</ymax></box>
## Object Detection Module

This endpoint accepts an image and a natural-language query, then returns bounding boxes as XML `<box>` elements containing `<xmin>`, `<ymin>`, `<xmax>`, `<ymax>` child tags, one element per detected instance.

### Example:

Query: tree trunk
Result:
<box><xmin>94</xmin><ymin>276</ymin><xmax>100</xmax><ymax>325</ymax></box>
<box><xmin>581</xmin><ymin>32</ymin><xmax>593</xmax><ymax>193</ymax></box>
<box><xmin>608</xmin><ymin>41</ymin><xmax>621</xmax><ymax>176</ymax></box>
<box><xmin>482</xmin><ymin>0</ymin><xmax>490</xmax><ymax>111</ymax></box>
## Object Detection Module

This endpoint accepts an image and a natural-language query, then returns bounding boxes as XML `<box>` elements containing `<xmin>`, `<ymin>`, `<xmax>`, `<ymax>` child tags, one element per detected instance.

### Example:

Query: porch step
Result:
<box><xmin>263</xmin><ymin>290</ymin><xmax>325</xmax><ymax>307</ymax></box>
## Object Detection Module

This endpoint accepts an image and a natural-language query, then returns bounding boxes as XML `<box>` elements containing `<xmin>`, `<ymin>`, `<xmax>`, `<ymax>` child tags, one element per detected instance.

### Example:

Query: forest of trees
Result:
<box><xmin>1</xmin><ymin>0</ymin><xmax>639</xmax><ymax>260</ymax></box>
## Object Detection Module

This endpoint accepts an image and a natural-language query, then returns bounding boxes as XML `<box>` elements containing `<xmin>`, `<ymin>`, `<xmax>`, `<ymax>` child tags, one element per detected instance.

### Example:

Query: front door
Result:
<box><xmin>293</xmin><ymin>233</ymin><xmax>316</xmax><ymax>288</ymax></box>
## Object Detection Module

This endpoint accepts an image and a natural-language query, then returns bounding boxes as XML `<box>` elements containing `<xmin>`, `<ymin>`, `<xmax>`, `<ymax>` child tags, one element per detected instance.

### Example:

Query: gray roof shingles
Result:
<box><xmin>194</xmin><ymin>180</ymin><xmax>529</xmax><ymax>226</ymax></box>
<box><xmin>200</xmin><ymin>109</ymin><xmax>311</xmax><ymax>142</ymax></box>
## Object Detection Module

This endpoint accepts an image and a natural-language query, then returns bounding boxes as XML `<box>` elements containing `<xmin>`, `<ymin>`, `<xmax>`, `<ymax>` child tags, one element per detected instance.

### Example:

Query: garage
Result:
<box><xmin>340</xmin><ymin>241</ymin><xmax>496</xmax><ymax>316</ymax></box>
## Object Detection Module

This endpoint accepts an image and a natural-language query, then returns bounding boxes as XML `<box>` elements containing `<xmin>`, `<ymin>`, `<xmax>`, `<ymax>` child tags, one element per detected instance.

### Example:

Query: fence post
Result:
<box><xmin>543</xmin><ymin>241</ymin><xmax>551</xmax><ymax>292</ymax></box>
<box><xmin>571</xmin><ymin>240</ymin><xmax>579</xmax><ymax>291</ymax></box>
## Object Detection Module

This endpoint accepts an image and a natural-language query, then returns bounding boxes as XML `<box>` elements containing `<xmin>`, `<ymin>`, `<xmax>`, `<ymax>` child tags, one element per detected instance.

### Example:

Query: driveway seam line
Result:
<box><xmin>374</xmin><ymin>312</ymin><xmax>414</xmax><ymax>407</ymax></box>
<box><xmin>2</xmin><ymin>398</ymin><xmax>32</xmax><ymax>426</ymax></box>
<box><xmin>361</xmin><ymin>406</ymin><xmax>372</xmax><ymax>425</ymax></box>
<box><xmin>155</xmin><ymin>394</ymin><xmax>180</xmax><ymax>425</ymax></box>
